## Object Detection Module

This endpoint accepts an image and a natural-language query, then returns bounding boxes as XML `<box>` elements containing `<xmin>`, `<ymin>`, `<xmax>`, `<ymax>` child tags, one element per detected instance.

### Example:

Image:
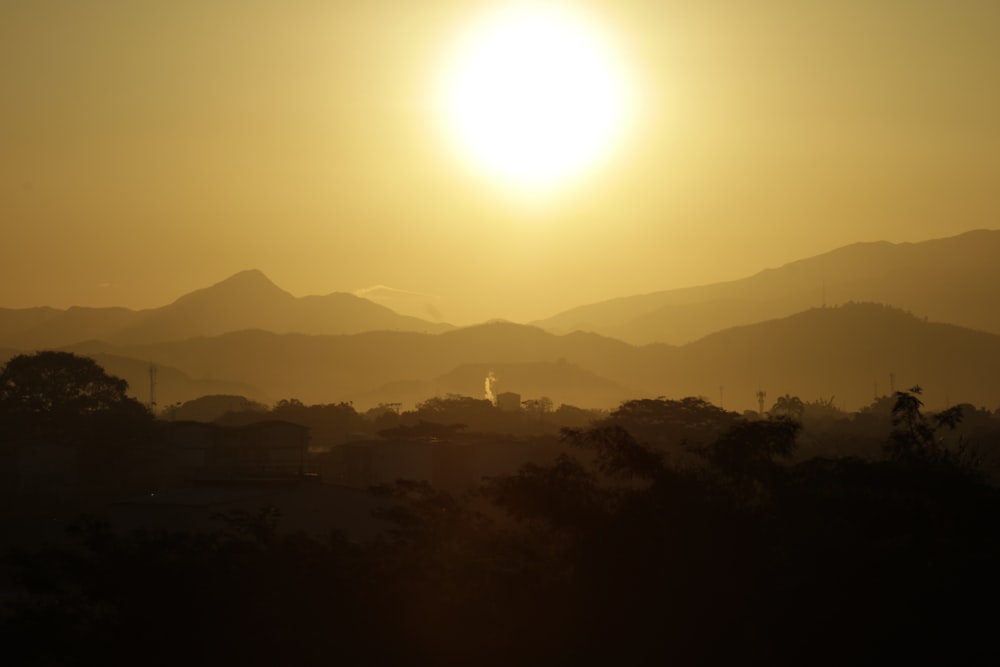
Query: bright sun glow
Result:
<box><xmin>437</xmin><ymin>3</ymin><xmax>635</xmax><ymax>193</ymax></box>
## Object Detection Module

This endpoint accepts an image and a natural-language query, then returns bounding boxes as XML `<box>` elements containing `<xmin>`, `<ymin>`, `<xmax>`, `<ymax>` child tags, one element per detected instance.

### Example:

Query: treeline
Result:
<box><xmin>3</xmin><ymin>352</ymin><xmax>1000</xmax><ymax>664</ymax></box>
<box><xmin>3</xmin><ymin>375</ymin><xmax>1000</xmax><ymax>664</ymax></box>
<box><xmin>170</xmin><ymin>393</ymin><xmax>603</xmax><ymax>445</ymax></box>
<box><xmin>174</xmin><ymin>386</ymin><xmax>1000</xmax><ymax>473</ymax></box>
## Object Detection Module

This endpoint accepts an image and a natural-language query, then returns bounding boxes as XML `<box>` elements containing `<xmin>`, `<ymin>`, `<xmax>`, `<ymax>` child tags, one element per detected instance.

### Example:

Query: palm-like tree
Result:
<box><xmin>770</xmin><ymin>394</ymin><xmax>805</xmax><ymax>420</ymax></box>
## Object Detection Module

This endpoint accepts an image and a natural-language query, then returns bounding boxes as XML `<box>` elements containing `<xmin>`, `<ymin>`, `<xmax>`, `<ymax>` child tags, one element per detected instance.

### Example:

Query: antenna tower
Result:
<box><xmin>756</xmin><ymin>389</ymin><xmax>767</xmax><ymax>416</ymax></box>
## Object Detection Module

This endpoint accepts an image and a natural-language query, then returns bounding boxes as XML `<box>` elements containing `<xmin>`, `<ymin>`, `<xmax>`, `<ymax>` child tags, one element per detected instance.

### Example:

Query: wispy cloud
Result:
<box><xmin>353</xmin><ymin>285</ymin><xmax>441</xmax><ymax>301</ymax></box>
<box><xmin>354</xmin><ymin>285</ymin><xmax>446</xmax><ymax>322</ymax></box>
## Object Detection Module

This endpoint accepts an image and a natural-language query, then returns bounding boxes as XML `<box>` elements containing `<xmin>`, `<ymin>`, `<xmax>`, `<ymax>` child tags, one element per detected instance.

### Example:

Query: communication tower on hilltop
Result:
<box><xmin>756</xmin><ymin>389</ymin><xmax>767</xmax><ymax>416</ymax></box>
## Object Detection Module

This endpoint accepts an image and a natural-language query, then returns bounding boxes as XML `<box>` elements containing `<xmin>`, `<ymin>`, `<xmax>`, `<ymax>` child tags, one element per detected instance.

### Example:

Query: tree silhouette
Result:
<box><xmin>0</xmin><ymin>352</ymin><xmax>155</xmax><ymax>507</ymax></box>
<box><xmin>770</xmin><ymin>393</ymin><xmax>805</xmax><ymax>420</ymax></box>
<box><xmin>3</xmin><ymin>392</ymin><xmax>1000</xmax><ymax>666</ymax></box>
<box><xmin>884</xmin><ymin>385</ymin><xmax>964</xmax><ymax>465</ymax></box>
<box><xmin>522</xmin><ymin>396</ymin><xmax>554</xmax><ymax>415</ymax></box>
<box><xmin>0</xmin><ymin>351</ymin><xmax>148</xmax><ymax>420</ymax></box>
<box><xmin>602</xmin><ymin>396</ymin><xmax>737</xmax><ymax>459</ymax></box>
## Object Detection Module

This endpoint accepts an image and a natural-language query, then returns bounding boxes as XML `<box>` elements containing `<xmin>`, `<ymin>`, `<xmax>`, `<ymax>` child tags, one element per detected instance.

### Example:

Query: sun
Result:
<box><xmin>436</xmin><ymin>3</ymin><xmax>635</xmax><ymax>193</ymax></box>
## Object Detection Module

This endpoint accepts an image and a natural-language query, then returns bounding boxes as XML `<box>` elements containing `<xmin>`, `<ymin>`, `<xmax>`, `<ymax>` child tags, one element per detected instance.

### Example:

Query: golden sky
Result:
<box><xmin>2</xmin><ymin>0</ymin><xmax>998</xmax><ymax>324</ymax></box>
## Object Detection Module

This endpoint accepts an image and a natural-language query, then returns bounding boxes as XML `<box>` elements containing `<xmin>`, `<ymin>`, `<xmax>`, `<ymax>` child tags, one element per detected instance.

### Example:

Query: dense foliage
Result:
<box><xmin>3</xmin><ymin>390</ymin><xmax>998</xmax><ymax>665</ymax></box>
<box><xmin>0</xmin><ymin>352</ymin><xmax>155</xmax><ymax>510</ymax></box>
<box><xmin>0</xmin><ymin>351</ymin><xmax>148</xmax><ymax>422</ymax></box>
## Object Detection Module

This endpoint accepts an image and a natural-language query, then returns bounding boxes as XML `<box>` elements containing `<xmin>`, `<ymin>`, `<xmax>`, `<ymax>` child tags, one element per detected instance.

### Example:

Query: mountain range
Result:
<box><xmin>533</xmin><ymin>228</ymin><xmax>1000</xmax><ymax>345</ymax></box>
<box><xmin>1</xmin><ymin>229</ymin><xmax>998</xmax><ymax>413</ymax></box>
<box><xmin>48</xmin><ymin>304</ymin><xmax>1000</xmax><ymax>414</ymax></box>
<box><xmin>0</xmin><ymin>269</ymin><xmax>452</xmax><ymax>349</ymax></box>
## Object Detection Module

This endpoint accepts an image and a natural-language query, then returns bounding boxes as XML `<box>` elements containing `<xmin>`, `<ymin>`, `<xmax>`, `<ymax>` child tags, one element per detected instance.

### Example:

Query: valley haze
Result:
<box><xmin>2</xmin><ymin>229</ymin><xmax>998</xmax><ymax>415</ymax></box>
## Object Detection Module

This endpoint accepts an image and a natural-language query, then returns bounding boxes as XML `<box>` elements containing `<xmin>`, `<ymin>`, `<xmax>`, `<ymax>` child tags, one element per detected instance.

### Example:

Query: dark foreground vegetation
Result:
<box><xmin>2</xmin><ymin>352</ymin><xmax>999</xmax><ymax>665</ymax></box>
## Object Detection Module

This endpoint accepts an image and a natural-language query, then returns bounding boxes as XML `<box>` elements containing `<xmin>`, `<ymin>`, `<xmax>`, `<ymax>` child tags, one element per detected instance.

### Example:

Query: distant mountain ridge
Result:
<box><xmin>61</xmin><ymin>304</ymin><xmax>1000</xmax><ymax>414</ymax></box>
<box><xmin>0</xmin><ymin>269</ymin><xmax>452</xmax><ymax>348</ymax></box>
<box><xmin>3</xmin><ymin>231</ymin><xmax>998</xmax><ymax>413</ymax></box>
<box><xmin>532</xmin><ymin>229</ymin><xmax>1000</xmax><ymax>344</ymax></box>
<box><xmin>4</xmin><ymin>230</ymin><xmax>996</xmax><ymax>351</ymax></box>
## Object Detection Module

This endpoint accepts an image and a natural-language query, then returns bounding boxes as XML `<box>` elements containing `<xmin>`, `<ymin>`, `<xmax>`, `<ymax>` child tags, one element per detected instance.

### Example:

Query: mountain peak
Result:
<box><xmin>205</xmin><ymin>269</ymin><xmax>287</xmax><ymax>294</ymax></box>
<box><xmin>213</xmin><ymin>269</ymin><xmax>280</xmax><ymax>289</ymax></box>
<box><xmin>164</xmin><ymin>270</ymin><xmax>294</xmax><ymax>312</ymax></box>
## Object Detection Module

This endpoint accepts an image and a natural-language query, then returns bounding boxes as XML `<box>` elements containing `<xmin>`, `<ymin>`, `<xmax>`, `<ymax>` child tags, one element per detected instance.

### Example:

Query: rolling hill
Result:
<box><xmin>532</xmin><ymin>229</ymin><xmax>1000</xmax><ymax>345</ymax></box>
<box><xmin>0</xmin><ymin>270</ymin><xmax>452</xmax><ymax>349</ymax></box>
<box><xmin>62</xmin><ymin>304</ymin><xmax>1000</xmax><ymax>414</ymax></box>
<box><xmin>64</xmin><ymin>323</ymin><xmax>644</xmax><ymax>410</ymax></box>
<box><xmin>3</xmin><ymin>231</ymin><xmax>998</xmax><ymax>414</ymax></box>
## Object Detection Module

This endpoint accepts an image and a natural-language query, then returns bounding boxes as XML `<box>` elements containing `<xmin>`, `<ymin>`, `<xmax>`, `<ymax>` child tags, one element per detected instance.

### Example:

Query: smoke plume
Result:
<box><xmin>485</xmin><ymin>371</ymin><xmax>497</xmax><ymax>406</ymax></box>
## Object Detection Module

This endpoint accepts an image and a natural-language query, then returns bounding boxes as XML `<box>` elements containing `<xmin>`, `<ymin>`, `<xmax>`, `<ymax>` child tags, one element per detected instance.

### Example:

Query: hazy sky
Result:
<box><xmin>3</xmin><ymin>0</ymin><xmax>998</xmax><ymax>324</ymax></box>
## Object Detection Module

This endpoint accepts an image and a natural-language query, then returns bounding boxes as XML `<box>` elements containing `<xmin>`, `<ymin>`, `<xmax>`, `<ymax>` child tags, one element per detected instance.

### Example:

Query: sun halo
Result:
<box><xmin>435</xmin><ymin>4</ymin><xmax>636</xmax><ymax>195</ymax></box>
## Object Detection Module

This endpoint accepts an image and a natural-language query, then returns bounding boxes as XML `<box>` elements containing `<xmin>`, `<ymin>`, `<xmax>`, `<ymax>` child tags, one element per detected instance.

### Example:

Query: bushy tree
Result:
<box><xmin>884</xmin><ymin>385</ymin><xmax>964</xmax><ymax>465</ymax></box>
<box><xmin>0</xmin><ymin>351</ymin><xmax>148</xmax><ymax>421</ymax></box>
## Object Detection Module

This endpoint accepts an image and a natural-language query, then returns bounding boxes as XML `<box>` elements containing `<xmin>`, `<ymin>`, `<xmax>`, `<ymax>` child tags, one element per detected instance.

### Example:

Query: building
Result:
<box><xmin>496</xmin><ymin>391</ymin><xmax>522</xmax><ymax>412</ymax></box>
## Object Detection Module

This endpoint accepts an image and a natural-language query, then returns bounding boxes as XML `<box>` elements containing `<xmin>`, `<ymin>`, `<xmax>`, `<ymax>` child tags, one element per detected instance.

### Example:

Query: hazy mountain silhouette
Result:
<box><xmin>664</xmin><ymin>302</ymin><xmax>1000</xmax><ymax>413</ymax></box>
<box><xmin>0</xmin><ymin>307</ymin><xmax>62</xmax><ymax>342</ymax></box>
<box><xmin>89</xmin><ymin>353</ymin><xmax>270</xmax><ymax>408</ymax></box>
<box><xmin>4</xmin><ymin>231</ymin><xmax>998</xmax><ymax>412</ymax></box>
<box><xmin>533</xmin><ymin>229</ymin><xmax>1000</xmax><ymax>344</ymax></box>
<box><xmin>112</xmin><ymin>270</ymin><xmax>453</xmax><ymax>343</ymax></box>
<box><xmin>0</xmin><ymin>306</ymin><xmax>139</xmax><ymax>349</ymax></box>
<box><xmin>66</xmin><ymin>323</ymin><xmax>641</xmax><ymax>409</ymax></box>
<box><xmin>0</xmin><ymin>270</ymin><xmax>452</xmax><ymax>348</ymax></box>
<box><xmin>5</xmin><ymin>230</ymin><xmax>995</xmax><ymax>352</ymax></box>
<box><xmin>65</xmin><ymin>304</ymin><xmax>1000</xmax><ymax>413</ymax></box>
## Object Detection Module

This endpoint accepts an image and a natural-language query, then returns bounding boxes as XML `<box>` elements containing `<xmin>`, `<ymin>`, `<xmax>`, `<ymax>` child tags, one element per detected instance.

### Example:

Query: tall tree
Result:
<box><xmin>0</xmin><ymin>351</ymin><xmax>149</xmax><ymax>421</ymax></box>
